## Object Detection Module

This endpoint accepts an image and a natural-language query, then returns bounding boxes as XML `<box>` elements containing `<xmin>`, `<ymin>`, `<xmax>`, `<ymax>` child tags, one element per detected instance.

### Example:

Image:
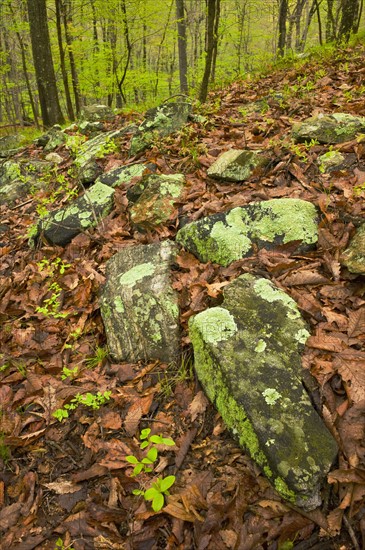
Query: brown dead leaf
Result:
<box><xmin>282</xmin><ymin>269</ymin><xmax>329</xmax><ymax>286</ymax></box>
<box><xmin>99</xmin><ymin>411</ymin><xmax>122</xmax><ymax>430</ymax></box>
<box><xmin>124</xmin><ymin>393</ymin><xmax>154</xmax><ymax>436</ymax></box>
<box><xmin>347</xmin><ymin>307</ymin><xmax>365</xmax><ymax>338</ymax></box>
<box><xmin>205</xmin><ymin>280</ymin><xmax>229</xmax><ymax>298</ymax></box>
<box><xmin>334</xmin><ymin>351</ymin><xmax>365</xmax><ymax>403</ymax></box>
<box><xmin>307</xmin><ymin>334</ymin><xmax>346</xmax><ymax>352</ymax></box>
<box><xmin>43</xmin><ymin>480</ymin><xmax>82</xmax><ymax>494</ymax></box>
<box><xmin>188</xmin><ymin>391</ymin><xmax>209</xmax><ymax>421</ymax></box>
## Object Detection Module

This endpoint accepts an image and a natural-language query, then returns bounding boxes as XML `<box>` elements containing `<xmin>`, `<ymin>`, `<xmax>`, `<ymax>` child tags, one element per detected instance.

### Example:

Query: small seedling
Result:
<box><xmin>133</xmin><ymin>475</ymin><xmax>176</xmax><ymax>512</ymax></box>
<box><xmin>53</xmin><ymin>391</ymin><xmax>112</xmax><ymax>421</ymax></box>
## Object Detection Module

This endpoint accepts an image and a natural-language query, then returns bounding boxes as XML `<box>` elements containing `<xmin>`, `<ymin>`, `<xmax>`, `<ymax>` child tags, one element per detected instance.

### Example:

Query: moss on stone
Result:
<box><xmin>119</xmin><ymin>262</ymin><xmax>156</xmax><ymax>287</ymax></box>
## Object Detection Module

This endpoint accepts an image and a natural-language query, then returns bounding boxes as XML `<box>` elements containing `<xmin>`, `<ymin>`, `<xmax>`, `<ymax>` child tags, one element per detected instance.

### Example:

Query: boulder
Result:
<box><xmin>78</xmin><ymin>160</ymin><xmax>102</xmax><ymax>185</ymax></box>
<box><xmin>341</xmin><ymin>223</ymin><xmax>365</xmax><ymax>274</ymax></box>
<box><xmin>35</xmin><ymin>181</ymin><xmax>114</xmax><ymax>246</ymax></box>
<box><xmin>100</xmin><ymin>240</ymin><xmax>180</xmax><ymax>363</ymax></box>
<box><xmin>176</xmin><ymin>198</ymin><xmax>318</xmax><ymax>266</ymax></box>
<box><xmin>0</xmin><ymin>134</ymin><xmax>24</xmax><ymax>157</ymax></box>
<box><xmin>129</xmin><ymin>173</ymin><xmax>185</xmax><ymax>227</ymax></box>
<box><xmin>74</xmin><ymin>130</ymin><xmax>122</xmax><ymax>169</ymax></box>
<box><xmin>130</xmin><ymin>101</ymin><xmax>191</xmax><ymax>156</ymax></box>
<box><xmin>44</xmin><ymin>126</ymin><xmax>67</xmax><ymax>152</ymax></box>
<box><xmin>78</xmin><ymin>121</ymin><xmax>105</xmax><ymax>135</ymax></box>
<box><xmin>79</xmin><ymin>104</ymin><xmax>115</xmax><ymax>123</ymax></box>
<box><xmin>96</xmin><ymin>163</ymin><xmax>146</xmax><ymax>188</ymax></box>
<box><xmin>292</xmin><ymin>113</ymin><xmax>365</xmax><ymax>144</ymax></box>
<box><xmin>318</xmin><ymin>150</ymin><xmax>345</xmax><ymax>173</ymax></box>
<box><xmin>189</xmin><ymin>274</ymin><xmax>337</xmax><ymax>510</ymax></box>
<box><xmin>207</xmin><ymin>149</ymin><xmax>269</xmax><ymax>182</ymax></box>
<box><xmin>0</xmin><ymin>160</ymin><xmax>54</xmax><ymax>205</ymax></box>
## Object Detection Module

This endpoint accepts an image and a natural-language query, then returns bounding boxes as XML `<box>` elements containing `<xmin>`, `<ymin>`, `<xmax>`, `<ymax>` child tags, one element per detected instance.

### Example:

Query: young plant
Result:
<box><xmin>52</xmin><ymin>391</ymin><xmax>112</xmax><ymax>421</ymax></box>
<box><xmin>36</xmin><ymin>282</ymin><xmax>68</xmax><ymax>319</ymax></box>
<box><xmin>133</xmin><ymin>475</ymin><xmax>176</xmax><ymax>512</ymax></box>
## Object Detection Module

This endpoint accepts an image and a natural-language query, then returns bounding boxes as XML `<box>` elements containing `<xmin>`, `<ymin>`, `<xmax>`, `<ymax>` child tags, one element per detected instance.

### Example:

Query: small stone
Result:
<box><xmin>45</xmin><ymin>153</ymin><xmax>63</xmax><ymax>164</ymax></box>
<box><xmin>207</xmin><ymin>149</ymin><xmax>269</xmax><ymax>182</ymax></box>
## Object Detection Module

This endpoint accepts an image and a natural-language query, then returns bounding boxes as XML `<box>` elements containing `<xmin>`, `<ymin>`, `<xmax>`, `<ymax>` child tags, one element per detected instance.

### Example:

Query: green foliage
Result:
<box><xmin>37</xmin><ymin>257</ymin><xmax>71</xmax><ymax>276</ymax></box>
<box><xmin>53</xmin><ymin>391</ymin><xmax>112</xmax><ymax>421</ymax></box>
<box><xmin>61</xmin><ymin>366</ymin><xmax>79</xmax><ymax>380</ymax></box>
<box><xmin>126</xmin><ymin>428</ymin><xmax>176</xmax><ymax>511</ymax></box>
<box><xmin>54</xmin><ymin>537</ymin><xmax>75</xmax><ymax>550</ymax></box>
<box><xmin>158</xmin><ymin>354</ymin><xmax>194</xmax><ymax>399</ymax></box>
<box><xmin>85</xmin><ymin>346</ymin><xmax>109</xmax><ymax>368</ymax></box>
<box><xmin>35</xmin><ymin>282</ymin><xmax>68</xmax><ymax>319</ymax></box>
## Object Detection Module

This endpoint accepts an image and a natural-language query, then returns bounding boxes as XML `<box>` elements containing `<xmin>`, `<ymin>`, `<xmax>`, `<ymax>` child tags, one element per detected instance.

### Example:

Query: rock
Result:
<box><xmin>129</xmin><ymin>173</ymin><xmax>185</xmax><ymax>227</ymax></box>
<box><xmin>79</xmin><ymin>104</ymin><xmax>115</xmax><ymax>123</ymax></box>
<box><xmin>318</xmin><ymin>150</ymin><xmax>345</xmax><ymax>173</ymax></box>
<box><xmin>0</xmin><ymin>160</ymin><xmax>54</xmax><ymax>205</ymax></box>
<box><xmin>96</xmin><ymin>163</ymin><xmax>146</xmax><ymax>188</ymax></box>
<box><xmin>130</xmin><ymin>101</ymin><xmax>191</xmax><ymax>156</ymax></box>
<box><xmin>207</xmin><ymin>149</ymin><xmax>269</xmax><ymax>182</ymax></box>
<box><xmin>341</xmin><ymin>223</ymin><xmax>365</xmax><ymax>274</ymax></box>
<box><xmin>100</xmin><ymin>240</ymin><xmax>180</xmax><ymax>363</ymax></box>
<box><xmin>35</xmin><ymin>181</ymin><xmax>114</xmax><ymax>246</ymax></box>
<box><xmin>44</xmin><ymin>126</ymin><xmax>67</xmax><ymax>152</ymax></box>
<box><xmin>78</xmin><ymin>121</ymin><xmax>105</xmax><ymax>135</ymax></box>
<box><xmin>292</xmin><ymin>113</ymin><xmax>365</xmax><ymax>144</ymax></box>
<box><xmin>78</xmin><ymin>160</ymin><xmax>102</xmax><ymax>185</ymax></box>
<box><xmin>45</xmin><ymin>153</ymin><xmax>63</xmax><ymax>164</ymax></box>
<box><xmin>74</xmin><ymin>130</ymin><xmax>122</xmax><ymax>169</ymax></box>
<box><xmin>0</xmin><ymin>134</ymin><xmax>24</xmax><ymax>157</ymax></box>
<box><xmin>176</xmin><ymin>198</ymin><xmax>318</xmax><ymax>266</ymax></box>
<box><xmin>189</xmin><ymin>274</ymin><xmax>337</xmax><ymax>509</ymax></box>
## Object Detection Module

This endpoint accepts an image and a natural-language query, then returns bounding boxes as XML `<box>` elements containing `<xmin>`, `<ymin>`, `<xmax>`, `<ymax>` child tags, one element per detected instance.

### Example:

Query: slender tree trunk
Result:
<box><xmin>338</xmin><ymin>0</ymin><xmax>360</xmax><ymax>41</ymax></box>
<box><xmin>55</xmin><ymin>0</ymin><xmax>74</xmax><ymax>120</ymax></box>
<box><xmin>211</xmin><ymin>0</ymin><xmax>220</xmax><ymax>82</ymax></box>
<box><xmin>278</xmin><ymin>0</ymin><xmax>288</xmax><ymax>56</ymax></box>
<box><xmin>199</xmin><ymin>0</ymin><xmax>220</xmax><ymax>103</ymax></box>
<box><xmin>154</xmin><ymin>0</ymin><xmax>174</xmax><ymax>98</ymax></box>
<box><xmin>62</xmin><ymin>0</ymin><xmax>81</xmax><ymax>114</ymax></box>
<box><xmin>175</xmin><ymin>0</ymin><xmax>188</xmax><ymax>93</ymax></box>
<box><xmin>26</xmin><ymin>0</ymin><xmax>64</xmax><ymax>127</ymax></box>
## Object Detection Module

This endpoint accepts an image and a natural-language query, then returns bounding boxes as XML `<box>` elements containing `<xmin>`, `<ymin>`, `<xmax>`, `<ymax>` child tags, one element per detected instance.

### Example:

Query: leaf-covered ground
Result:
<box><xmin>1</xmin><ymin>43</ymin><xmax>365</xmax><ymax>550</ymax></box>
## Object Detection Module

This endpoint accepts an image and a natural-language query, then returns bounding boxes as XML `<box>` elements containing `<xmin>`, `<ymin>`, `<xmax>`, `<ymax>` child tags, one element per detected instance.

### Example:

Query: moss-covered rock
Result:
<box><xmin>130</xmin><ymin>173</ymin><xmax>185</xmax><ymax>227</ymax></box>
<box><xmin>176</xmin><ymin>198</ymin><xmax>318</xmax><ymax>266</ymax></box>
<box><xmin>0</xmin><ymin>160</ymin><xmax>54</xmax><ymax>205</ymax></box>
<box><xmin>292</xmin><ymin>113</ymin><xmax>365</xmax><ymax>144</ymax></box>
<box><xmin>207</xmin><ymin>149</ymin><xmax>269</xmax><ymax>182</ymax></box>
<box><xmin>189</xmin><ymin>274</ymin><xmax>337</xmax><ymax>509</ymax></box>
<box><xmin>341</xmin><ymin>223</ymin><xmax>365</xmax><ymax>274</ymax></box>
<box><xmin>78</xmin><ymin>104</ymin><xmax>115</xmax><ymax>123</ymax></box>
<box><xmin>0</xmin><ymin>134</ymin><xmax>24</xmax><ymax>158</ymax></box>
<box><xmin>130</xmin><ymin>101</ymin><xmax>191</xmax><ymax>156</ymax></box>
<box><xmin>100</xmin><ymin>240</ymin><xmax>180</xmax><ymax>363</ymax></box>
<box><xmin>74</xmin><ymin>130</ymin><xmax>123</xmax><ymax>169</ymax></box>
<box><xmin>318</xmin><ymin>150</ymin><xmax>345</xmax><ymax>173</ymax></box>
<box><xmin>35</xmin><ymin>181</ymin><xmax>114</xmax><ymax>246</ymax></box>
<box><xmin>96</xmin><ymin>163</ymin><xmax>146</xmax><ymax>188</ymax></box>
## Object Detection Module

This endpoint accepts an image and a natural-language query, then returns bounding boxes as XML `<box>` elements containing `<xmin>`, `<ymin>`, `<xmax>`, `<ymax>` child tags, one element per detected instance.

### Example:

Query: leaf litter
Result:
<box><xmin>1</xmin><ymin>44</ymin><xmax>365</xmax><ymax>549</ymax></box>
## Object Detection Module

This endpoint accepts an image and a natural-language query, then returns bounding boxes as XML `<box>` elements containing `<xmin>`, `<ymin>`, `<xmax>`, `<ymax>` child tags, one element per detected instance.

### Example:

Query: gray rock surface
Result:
<box><xmin>100</xmin><ymin>240</ymin><xmax>180</xmax><ymax>363</ymax></box>
<box><xmin>96</xmin><ymin>163</ymin><xmax>146</xmax><ymax>188</ymax></box>
<box><xmin>0</xmin><ymin>160</ymin><xmax>54</xmax><ymax>205</ymax></box>
<box><xmin>189</xmin><ymin>274</ymin><xmax>338</xmax><ymax>509</ymax></box>
<box><xmin>176</xmin><ymin>198</ymin><xmax>318</xmax><ymax>266</ymax></box>
<box><xmin>207</xmin><ymin>149</ymin><xmax>269</xmax><ymax>182</ymax></box>
<box><xmin>341</xmin><ymin>223</ymin><xmax>365</xmax><ymax>274</ymax></box>
<box><xmin>292</xmin><ymin>113</ymin><xmax>365</xmax><ymax>144</ymax></box>
<box><xmin>79</xmin><ymin>104</ymin><xmax>115</xmax><ymax>123</ymax></box>
<box><xmin>74</xmin><ymin>130</ymin><xmax>123</xmax><ymax>169</ymax></box>
<box><xmin>36</xmin><ymin>181</ymin><xmax>114</xmax><ymax>246</ymax></box>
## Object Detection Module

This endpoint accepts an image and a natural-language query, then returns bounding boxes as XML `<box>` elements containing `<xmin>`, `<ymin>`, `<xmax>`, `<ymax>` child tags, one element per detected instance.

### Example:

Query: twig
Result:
<box><xmin>343</xmin><ymin>513</ymin><xmax>361</xmax><ymax>550</ymax></box>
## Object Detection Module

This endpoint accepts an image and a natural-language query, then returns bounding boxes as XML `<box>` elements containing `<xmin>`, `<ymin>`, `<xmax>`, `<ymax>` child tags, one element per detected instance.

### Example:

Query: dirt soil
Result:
<box><xmin>1</xmin><ymin>43</ymin><xmax>365</xmax><ymax>550</ymax></box>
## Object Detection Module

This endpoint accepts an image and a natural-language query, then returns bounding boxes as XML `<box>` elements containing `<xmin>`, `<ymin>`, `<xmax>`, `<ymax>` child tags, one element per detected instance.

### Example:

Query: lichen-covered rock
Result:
<box><xmin>100</xmin><ymin>240</ymin><xmax>180</xmax><ymax>363</ymax></box>
<box><xmin>79</xmin><ymin>104</ymin><xmax>115</xmax><ymax>123</ymax></box>
<box><xmin>292</xmin><ymin>113</ymin><xmax>365</xmax><ymax>144</ymax></box>
<box><xmin>0</xmin><ymin>134</ymin><xmax>24</xmax><ymax>157</ymax></box>
<box><xmin>130</xmin><ymin>174</ymin><xmax>185</xmax><ymax>227</ymax></box>
<box><xmin>74</xmin><ymin>130</ymin><xmax>123</xmax><ymax>169</ymax></box>
<box><xmin>96</xmin><ymin>163</ymin><xmax>146</xmax><ymax>188</ymax></box>
<box><xmin>36</xmin><ymin>181</ymin><xmax>114</xmax><ymax>246</ymax></box>
<box><xmin>341</xmin><ymin>223</ymin><xmax>365</xmax><ymax>274</ymax></box>
<box><xmin>0</xmin><ymin>160</ymin><xmax>54</xmax><ymax>205</ymax></box>
<box><xmin>176</xmin><ymin>198</ymin><xmax>318</xmax><ymax>266</ymax></box>
<box><xmin>45</xmin><ymin>153</ymin><xmax>63</xmax><ymax>164</ymax></box>
<box><xmin>44</xmin><ymin>127</ymin><xmax>67</xmax><ymax>152</ymax></box>
<box><xmin>130</xmin><ymin>101</ymin><xmax>191</xmax><ymax>156</ymax></box>
<box><xmin>318</xmin><ymin>150</ymin><xmax>345</xmax><ymax>173</ymax></box>
<box><xmin>78</xmin><ymin>160</ymin><xmax>102</xmax><ymax>184</ymax></box>
<box><xmin>207</xmin><ymin>149</ymin><xmax>269</xmax><ymax>182</ymax></box>
<box><xmin>78</xmin><ymin>121</ymin><xmax>105</xmax><ymax>135</ymax></box>
<box><xmin>189</xmin><ymin>274</ymin><xmax>337</xmax><ymax>510</ymax></box>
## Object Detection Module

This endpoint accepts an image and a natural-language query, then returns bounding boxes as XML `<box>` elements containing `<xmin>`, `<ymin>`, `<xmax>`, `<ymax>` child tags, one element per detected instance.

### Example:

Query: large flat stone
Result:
<box><xmin>189</xmin><ymin>274</ymin><xmax>337</xmax><ymax>509</ymax></box>
<box><xmin>176</xmin><ymin>198</ymin><xmax>318</xmax><ymax>266</ymax></box>
<box><xmin>100</xmin><ymin>241</ymin><xmax>180</xmax><ymax>363</ymax></box>
<box><xmin>292</xmin><ymin>113</ymin><xmax>365</xmax><ymax>144</ymax></box>
<box><xmin>207</xmin><ymin>149</ymin><xmax>269</xmax><ymax>182</ymax></box>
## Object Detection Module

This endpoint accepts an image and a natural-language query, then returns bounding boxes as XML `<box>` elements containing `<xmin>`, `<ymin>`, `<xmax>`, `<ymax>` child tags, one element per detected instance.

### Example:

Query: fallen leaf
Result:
<box><xmin>43</xmin><ymin>480</ymin><xmax>82</xmax><ymax>494</ymax></box>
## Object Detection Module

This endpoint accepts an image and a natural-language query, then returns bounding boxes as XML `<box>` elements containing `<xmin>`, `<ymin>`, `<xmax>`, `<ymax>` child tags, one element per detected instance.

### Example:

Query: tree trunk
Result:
<box><xmin>62</xmin><ymin>0</ymin><xmax>81</xmax><ymax>114</ymax></box>
<box><xmin>199</xmin><ymin>0</ymin><xmax>220</xmax><ymax>103</ymax></box>
<box><xmin>338</xmin><ymin>0</ymin><xmax>360</xmax><ymax>41</ymax></box>
<box><xmin>26</xmin><ymin>0</ymin><xmax>64</xmax><ymax>127</ymax></box>
<box><xmin>175</xmin><ymin>0</ymin><xmax>188</xmax><ymax>93</ymax></box>
<box><xmin>278</xmin><ymin>0</ymin><xmax>288</xmax><ymax>56</ymax></box>
<box><xmin>55</xmin><ymin>0</ymin><xmax>74</xmax><ymax>120</ymax></box>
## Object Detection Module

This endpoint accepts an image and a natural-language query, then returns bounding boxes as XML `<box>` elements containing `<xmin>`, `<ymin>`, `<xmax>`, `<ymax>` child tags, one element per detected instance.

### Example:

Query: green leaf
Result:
<box><xmin>125</xmin><ymin>455</ymin><xmax>139</xmax><ymax>464</ymax></box>
<box><xmin>144</xmin><ymin>487</ymin><xmax>159</xmax><ymax>501</ymax></box>
<box><xmin>140</xmin><ymin>428</ymin><xmax>151</xmax><ymax>440</ymax></box>
<box><xmin>140</xmin><ymin>440</ymin><xmax>149</xmax><ymax>449</ymax></box>
<box><xmin>146</xmin><ymin>447</ymin><xmax>158</xmax><ymax>462</ymax></box>
<box><xmin>133</xmin><ymin>463</ymin><xmax>144</xmax><ymax>476</ymax></box>
<box><xmin>149</xmin><ymin>435</ymin><xmax>163</xmax><ymax>444</ymax></box>
<box><xmin>132</xmin><ymin>489</ymin><xmax>144</xmax><ymax>496</ymax></box>
<box><xmin>152</xmin><ymin>492</ymin><xmax>164</xmax><ymax>512</ymax></box>
<box><xmin>159</xmin><ymin>475</ymin><xmax>175</xmax><ymax>492</ymax></box>
<box><xmin>161</xmin><ymin>437</ymin><xmax>175</xmax><ymax>446</ymax></box>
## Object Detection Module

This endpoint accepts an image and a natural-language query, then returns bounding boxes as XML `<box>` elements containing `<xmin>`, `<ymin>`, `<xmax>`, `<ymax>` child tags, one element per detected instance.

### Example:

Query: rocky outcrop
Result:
<box><xmin>176</xmin><ymin>198</ymin><xmax>318</xmax><ymax>266</ymax></box>
<box><xmin>189</xmin><ymin>274</ymin><xmax>338</xmax><ymax>510</ymax></box>
<box><xmin>292</xmin><ymin>113</ymin><xmax>365</xmax><ymax>144</ymax></box>
<box><xmin>0</xmin><ymin>159</ymin><xmax>54</xmax><ymax>205</ymax></box>
<box><xmin>207</xmin><ymin>149</ymin><xmax>269</xmax><ymax>182</ymax></box>
<box><xmin>100</xmin><ymin>241</ymin><xmax>180</xmax><ymax>363</ymax></box>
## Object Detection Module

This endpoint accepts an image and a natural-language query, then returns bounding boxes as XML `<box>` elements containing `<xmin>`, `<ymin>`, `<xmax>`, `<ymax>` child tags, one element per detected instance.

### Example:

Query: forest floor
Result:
<box><xmin>1</xmin><ymin>42</ymin><xmax>365</xmax><ymax>550</ymax></box>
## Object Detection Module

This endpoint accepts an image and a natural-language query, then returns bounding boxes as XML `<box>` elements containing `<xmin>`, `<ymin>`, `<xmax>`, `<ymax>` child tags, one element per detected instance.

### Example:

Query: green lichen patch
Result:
<box><xmin>100</xmin><ymin>241</ymin><xmax>180</xmax><ymax>363</ymax></box>
<box><xmin>130</xmin><ymin>174</ymin><xmax>185</xmax><ymax>227</ymax></box>
<box><xmin>207</xmin><ymin>149</ymin><xmax>270</xmax><ymax>182</ymax></box>
<box><xmin>341</xmin><ymin>223</ymin><xmax>365</xmax><ymax>274</ymax></box>
<box><xmin>74</xmin><ymin>130</ymin><xmax>122</xmax><ymax>168</ymax></box>
<box><xmin>292</xmin><ymin>113</ymin><xmax>365</xmax><ymax>144</ymax></box>
<box><xmin>176</xmin><ymin>198</ymin><xmax>318</xmax><ymax>266</ymax></box>
<box><xmin>96</xmin><ymin>163</ymin><xmax>146</xmax><ymax>188</ymax></box>
<box><xmin>38</xmin><ymin>182</ymin><xmax>114</xmax><ymax>246</ymax></box>
<box><xmin>318</xmin><ymin>150</ymin><xmax>345</xmax><ymax>173</ymax></box>
<box><xmin>189</xmin><ymin>273</ymin><xmax>337</xmax><ymax>509</ymax></box>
